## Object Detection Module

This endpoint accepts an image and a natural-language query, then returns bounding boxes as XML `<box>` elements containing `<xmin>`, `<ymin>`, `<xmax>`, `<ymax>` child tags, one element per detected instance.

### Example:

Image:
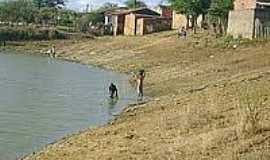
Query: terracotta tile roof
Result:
<box><xmin>105</xmin><ymin>7</ymin><xmax>160</xmax><ymax>16</ymax></box>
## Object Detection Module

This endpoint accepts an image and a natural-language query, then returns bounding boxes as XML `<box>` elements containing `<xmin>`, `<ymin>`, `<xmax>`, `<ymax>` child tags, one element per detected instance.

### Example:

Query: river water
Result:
<box><xmin>0</xmin><ymin>52</ymin><xmax>136</xmax><ymax>160</ymax></box>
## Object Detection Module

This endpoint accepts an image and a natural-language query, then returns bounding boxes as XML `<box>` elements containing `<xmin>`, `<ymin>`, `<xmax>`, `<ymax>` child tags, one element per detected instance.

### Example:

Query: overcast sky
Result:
<box><xmin>0</xmin><ymin>0</ymin><xmax>164</xmax><ymax>11</ymax></box>
<box><xmin>66</xmin><ymin>0</ymin><xmax>163</xmax><ymax>11</ymax></box>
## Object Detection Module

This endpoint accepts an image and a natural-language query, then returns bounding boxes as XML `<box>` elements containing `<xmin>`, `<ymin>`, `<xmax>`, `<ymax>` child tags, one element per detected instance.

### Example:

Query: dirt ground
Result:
<box><xmin>21</xmin><ymin>31</ymin><xmax>270</xmax><ymax>160</ymax></box>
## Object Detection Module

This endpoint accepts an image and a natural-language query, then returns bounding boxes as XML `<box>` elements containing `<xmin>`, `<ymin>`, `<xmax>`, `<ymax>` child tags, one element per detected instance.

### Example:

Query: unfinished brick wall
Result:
<box><xmin>139</xmin><ymin>18</ymin><xmax>171</xmax><ymax>35</ymax></box>
<box><xmin>172</xmin><ymin>11</ymin><xmax>187</xmax><ymax>29</ymax></box>
<box><xmin>227</xmin><ymin>9</ymin><xmax>255</xmax><ymax>39</ymax></box>
<box><xmin>136</xmin><ymin>18</ymin><xmax>144</xmax><ymax>36</ymax></box>
<box><xmin>124</xmin><ymin>14</ymin><xmax>136</xmax><ymax>36</ymax></box>
<box><xmin>234</xmin><ymin>0</ymin><xmax>257</xmax><ymax>10</ymax></box>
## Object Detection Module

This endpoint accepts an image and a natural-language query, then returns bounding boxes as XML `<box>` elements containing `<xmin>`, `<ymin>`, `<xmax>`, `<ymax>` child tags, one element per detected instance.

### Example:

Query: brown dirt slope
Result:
<box><xmin>24</xmin><ymin>31</ymin><xmax>270</xmax><ymax>160</ymax></box>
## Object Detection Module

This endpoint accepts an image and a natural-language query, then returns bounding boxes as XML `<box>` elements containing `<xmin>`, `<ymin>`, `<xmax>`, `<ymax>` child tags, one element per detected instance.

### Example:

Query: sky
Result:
<box><xmin>66</xmin><ymin>0</ymin><xmax>163</xmax><ymax>11</ymax></box>
<box><xmin>0</xmin><ymin>0</ymin><xmax>163</xmax><ymax>12</ymax></box>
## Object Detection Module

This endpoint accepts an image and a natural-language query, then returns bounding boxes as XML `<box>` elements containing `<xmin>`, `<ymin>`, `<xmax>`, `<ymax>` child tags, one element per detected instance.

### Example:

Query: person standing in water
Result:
<box><xmin>109</xmin><ymin>83</ymin><xmax>118</xmax><ymax>99</ymax></box>
<box><xmin>137</xmin><ymin>69</ymin><xmax>145</xmax><ymax>100</ymax></box>
<box><xmin>50</xmin><ymin>45</ymin><xmax>56</xmax><ymax>58</ymax></box>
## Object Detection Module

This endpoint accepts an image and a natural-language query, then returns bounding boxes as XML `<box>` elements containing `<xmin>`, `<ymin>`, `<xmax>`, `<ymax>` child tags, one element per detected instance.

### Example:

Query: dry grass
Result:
<box><xmin>21</xmin><ymin>30</ymin><xmax>270</xmax><ymax>160</ymax></box>
<box><xmin>238</xmin><ymin>87</ymin><xmax>269</xmax><ymax>137</ymax></box>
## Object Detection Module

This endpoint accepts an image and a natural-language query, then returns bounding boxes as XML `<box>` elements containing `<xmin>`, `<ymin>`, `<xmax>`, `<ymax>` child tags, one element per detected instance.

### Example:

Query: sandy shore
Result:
<box><xmin>17</xmin><ymin>31</ymin><xmax>270</xmax><ymax>160</ymax></box>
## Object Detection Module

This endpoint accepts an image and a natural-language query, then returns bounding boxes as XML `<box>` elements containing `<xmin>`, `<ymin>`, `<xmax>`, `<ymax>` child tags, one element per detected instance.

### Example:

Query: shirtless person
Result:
<box><xmin>137</xmin><ymin>69</ymin><xmax>145</xmax><ymax>100</ymax></box>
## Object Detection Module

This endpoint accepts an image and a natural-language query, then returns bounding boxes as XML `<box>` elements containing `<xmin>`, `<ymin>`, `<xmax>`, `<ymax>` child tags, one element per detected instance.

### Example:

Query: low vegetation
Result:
<box><xmin>238</xmin><ymin>87</ymin><xmax>269</xmax><ymax>137</ymax></box>
<box><xmin>0</xmin><ymin>26</ymin><xmax>66</xmax><ymax>41</ymax></box>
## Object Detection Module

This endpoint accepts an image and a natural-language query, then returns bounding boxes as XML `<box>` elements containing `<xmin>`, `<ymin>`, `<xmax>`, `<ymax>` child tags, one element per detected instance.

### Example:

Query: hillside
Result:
<box><xmin>23</xmin><ymin>31</ymin><xmax>270</xmax><ymax>160</ymax></box>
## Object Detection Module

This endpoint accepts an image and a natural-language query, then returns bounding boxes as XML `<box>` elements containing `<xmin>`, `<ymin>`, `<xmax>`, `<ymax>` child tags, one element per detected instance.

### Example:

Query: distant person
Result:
<box><xmin>46</xmin><ymin>45</ymin><xmax>56</xmax><ymax>58</ymax></box>
<box><xmin>178</xmin><ymin>27</ymin><xmax>187</xmax><ymax>39</ymax></box>
<box><xmin>109</xmin><ymin>83</ymin><xmax>118</xmax><ymax>99</ymax></box>
<box><xmin>0</xmin><ymin>40</ymin><xmax>6</xmax><ymax>47</ymax></box>
<box><xmin>50</xmin><ymin>45</ymin><xmax>56</xmax><ymax>58</ymax></box>
<box><xmin>136</xmin><ymin>69</ymin><xmax>145</xmax><ymax>100</ymax></box>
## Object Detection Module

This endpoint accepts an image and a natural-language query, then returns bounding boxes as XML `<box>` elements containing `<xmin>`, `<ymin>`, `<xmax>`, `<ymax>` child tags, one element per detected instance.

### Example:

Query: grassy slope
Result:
<box><xmin>23</xmin><ymin>31</ymin><xmax>270</xmax><ymax>160</ymax></box>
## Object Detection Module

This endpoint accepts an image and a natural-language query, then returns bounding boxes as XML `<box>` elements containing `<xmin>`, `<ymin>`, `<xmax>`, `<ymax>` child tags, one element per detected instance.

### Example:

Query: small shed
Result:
<box><xmin>124</xmin><ymin>13</ymin><xmax>171</xmax><ymax>36</ymax></box>
<box><xmin>104</xmin><ymin>8</ymin><xmax>171</xmax><ymax>36</ymax></box>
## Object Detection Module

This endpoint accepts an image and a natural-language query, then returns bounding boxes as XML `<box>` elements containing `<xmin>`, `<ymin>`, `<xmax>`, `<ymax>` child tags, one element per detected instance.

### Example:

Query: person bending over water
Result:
<box><xmin>109</xmin><ymin>83</ymin><xmax>118</xmax><ymax>99</ymax></box>
<box><xmin>45</xmin><ymin>45</ymin><xmax>56</xmax><ymax>58</ymax></box>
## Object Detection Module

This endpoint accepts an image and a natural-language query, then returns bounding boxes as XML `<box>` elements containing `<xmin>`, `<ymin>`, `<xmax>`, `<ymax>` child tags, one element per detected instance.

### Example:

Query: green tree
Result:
<box><xmin>35</xmin><ymin>0</ymin><xmax>67</xmax><ymax>26</ymax></box>
<box><xmin>0</xmin><ymin>2</ymin><xmax>8</xmax><ymax>22</ymax></box>
<box><xmin>58</xmin><ymin>9</ymin><xmax>78</xmax><ymax>27</ymax></box>
<box><xmin>124</xmin><ymin>0</ymin><xmax>147</xmax><ymax>9</ymax></box>
<box><xmin>33</xmin><ymin>0</ymin><xmax>66</xmax><ymax>9</ymax></box>
<box><xmin>37</xmin><ymin>7</ymin><xmax>56</xmax><ymax>25</ymax></box>
<box><xmin>169</xmin><ymin>0</ymin><xmax>207</xmax><ymax>33</ymax></box>
<box><xmin>208</xmin><ymin>0</ymin><xmax>234</xmax><ymax>34</ymax></box>
<box><xmin>76</xmin><ymin>12</ymin><xmax>104</xmax><ymax>32</ymax></box>
<box><xmin>0</xmin><ymin>0</ymin><xmax>37</xmax><ymax>24</ymax></box>
<box><xmin>201</xmin><ymin>0</ymin><xmax>211</xmax><ymax>28</ymax></box>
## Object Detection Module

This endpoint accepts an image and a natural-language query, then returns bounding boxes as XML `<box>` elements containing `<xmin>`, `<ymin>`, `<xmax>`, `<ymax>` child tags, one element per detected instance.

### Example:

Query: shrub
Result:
<box><xmin>0</xmin><ymin>26</ymin><xmax>66</xmax><ymax>41</ymax></box>
<box><xmin>238</xmin><ymin>87</ymin><xmax>268</xmax><ymax>137</ymax></box>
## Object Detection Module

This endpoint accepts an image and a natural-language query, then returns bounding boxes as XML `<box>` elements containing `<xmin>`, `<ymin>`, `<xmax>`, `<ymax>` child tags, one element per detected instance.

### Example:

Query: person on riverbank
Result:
<box><xmin>50</xmin><ymin>45</ymin><xmax>56</xmax><ymax>58</ymax></box>
<box><xmin>0</xmin><ymin>40</ymin><xmax>6</xmax><ymax>47</ymax></box>
<box><xmin>46</xmin><ymin>45</ymin><xmax>56</xmax><ymax>58</ymax></box>
<box><xmin>136</xmin><ymin>69</ymin><xmax>145</xmax><ymax>100</ymax></box>
<box><xmin>178</xmin><ymin>27</ymin><xmax>187</xmax><ymax>39</ymax></box>
<box><xmin>109</xmin><ymin>83</ymin><xmax>118</xmax><ymax>99</ymax></box>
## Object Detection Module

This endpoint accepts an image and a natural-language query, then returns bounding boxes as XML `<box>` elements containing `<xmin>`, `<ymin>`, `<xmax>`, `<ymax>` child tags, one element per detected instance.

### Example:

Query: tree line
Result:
<box><xmin>0</xmin><ymin>0</ymin><xmax>77</xmax><ymax>27</ymax></box>
<box><xmin>0</xmin><ymin>0</ymin><xmax>234</xmax><ymax>35</ymax></box>
<box><xmin>169</xmin><ymin>0</ymin><xmax>234</xmax><ymax>34</ymax></box>
<box><xmin>0</xmin><ymin>0</ymin><xmax>148</xmax><ymax>26</ymax></box>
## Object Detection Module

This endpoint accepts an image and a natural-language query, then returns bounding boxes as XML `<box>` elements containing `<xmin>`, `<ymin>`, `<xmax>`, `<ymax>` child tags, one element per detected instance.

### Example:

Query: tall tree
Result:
<box><xmin>124</xmin><ymin>0</ymin><xmax>147</xmax><ymax>9</ymax></box>
<box><xmin>0</xmin><ymin>0</ymin><xmax>37</xmax><ymax>24</ymax></box>
<box><xmin>208</xmin><ymin>0</ymin><xmax>234</xmax><ymax>34</ymax></box>
<box><xmin>201</xmin><ymin>0</ymin><xmax>211</xmax><ymax>27</ymax></box>
<box><xmin>169</xmin><ymin>0</ymin><xmax>206</xmax><ymax>33</ymax></box>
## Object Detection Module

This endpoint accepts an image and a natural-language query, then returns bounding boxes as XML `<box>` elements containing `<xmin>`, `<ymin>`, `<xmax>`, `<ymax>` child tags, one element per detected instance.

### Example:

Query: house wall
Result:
<box><xmin>112</xmin><ymin>15</ymin><xmax>118</xmax><ymax>36</ymax></box>
<box><xmin>138</xmin><ymin>18</ymin><xmax>171</xmax><ymax>35</ymax></box>
<box><xmin>136</xmin><ymin>18</ymin><xmax>144</xmax><ymax>36</ymax></box>
<box><xmin>234</xmin><ymin>0</ymin><xmax>257</xmax><ymax>10</ymax></box>
<box><xmin>227</xmin><ymin>9</ymin><xmax>255</xmax><ymax>39</ymax></box>
<box><xmin>124</xmin><ymin>14</ymin><xmax>136</xmax><ymax>36</ymax></box>
<box><xmin>162</xmin><ymin>7</ymin><xmax>173</xmax><ymax>18</ymax></box>
<box><xmin>117</xmin><ymin>15</ymin><xmax>125</xmax><ymax>34</ymax></box>
<box><xmin>153</xmin><ymin>6</ymin><xmax>172</xmax><ymax>18</ymax></box>
<box><xmin>172</xmin><ymin>12</ymin><xmax>203</xmax><ymax>29</ymax></box>
<box><xmin>172</xmin><ymin>11</ymin><xmax>187</xmax><ymax>29</ymax></box>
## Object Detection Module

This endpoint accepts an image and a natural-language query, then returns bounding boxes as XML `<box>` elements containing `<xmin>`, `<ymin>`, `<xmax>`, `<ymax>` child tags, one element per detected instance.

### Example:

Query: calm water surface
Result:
<box><xmin>0</xmin><ymin>52</ymin><xmax>136</xmax><ymax>160</ymax></box>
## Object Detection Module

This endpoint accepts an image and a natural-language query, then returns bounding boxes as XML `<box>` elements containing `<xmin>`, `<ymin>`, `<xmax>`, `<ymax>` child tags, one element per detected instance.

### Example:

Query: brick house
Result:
<box><xmin>104</xmin><ymin>8</ymin><xmax>171</xmax><ymax>36</ymax></box>
<box><xmin>155</xmin><ymin>5</ymin><xmax>204</xmax><ymax>30</ymax></box>
<box><xmin>154</xmin><ymin>5</ymin><xmax>187</xmax><ymax>29</ymax></box>
<box><xmin>227</xmin><ymin>0</ymin><xmax>270</xmax><ymax>39</ymax></box>
<box><xmin>154</xmin><ymin>5</ymin><xmax>173</xmax><ymax>18</ymax></box>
